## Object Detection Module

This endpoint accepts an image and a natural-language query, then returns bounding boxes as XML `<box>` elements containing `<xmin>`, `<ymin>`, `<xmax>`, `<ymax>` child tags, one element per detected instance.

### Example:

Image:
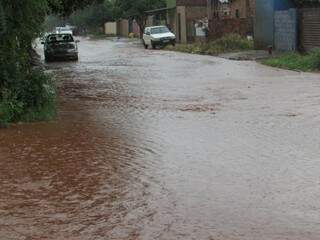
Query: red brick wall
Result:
<box><xmin>229</xmin><ymin>0</ymin><xmax>255</xmax><ymax>18</ymax></box>
<box><xmin>209</xmin><ymin>18</ymin><xmax>253</xmax><ymax>39</ymax></box>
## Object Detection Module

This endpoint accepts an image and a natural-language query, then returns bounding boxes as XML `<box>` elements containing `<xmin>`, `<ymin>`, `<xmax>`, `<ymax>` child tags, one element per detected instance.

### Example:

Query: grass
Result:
<box><xmin>262</xmin><ymin>49</ymin><xmax>320</xmax><ymax>72</ymax></box>
<box><xmin>166</xmin><ymin>34</ymin><xmax>253</xmax><ymax>55</ymax></box>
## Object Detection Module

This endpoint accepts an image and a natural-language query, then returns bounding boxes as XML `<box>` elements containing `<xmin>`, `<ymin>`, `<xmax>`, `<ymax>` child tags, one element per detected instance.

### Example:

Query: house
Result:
<box><xmin>207</xmin><ymin>0</ymin><xmax>255</xmax><ymax>39</ymax></box>
<box><xmin>146</xmin><ymin>0</ymin><xmax>208</xmax><ymax>43</ymax></box>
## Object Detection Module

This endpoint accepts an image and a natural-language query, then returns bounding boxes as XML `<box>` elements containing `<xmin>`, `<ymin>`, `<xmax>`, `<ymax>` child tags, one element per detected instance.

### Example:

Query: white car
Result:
<box><xmin>143</xmin><ymin>26</ymin><xmax>176</xmax><ymax>49</ymax></box>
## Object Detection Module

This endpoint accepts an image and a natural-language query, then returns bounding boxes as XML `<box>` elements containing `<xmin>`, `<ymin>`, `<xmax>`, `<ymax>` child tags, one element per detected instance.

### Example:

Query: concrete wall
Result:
<box><xmin>118</xmin><ymin>19</ymin><xmax>129</xmax><ymax>37</ymax></box>
<box><xmin>254</xmin><ymin>0</ymin><xmax>274</xmax><ymax>49</ymax></box>
<box><xmin>104</xmin><ymin>22</ymin><xmax>117</xmax><ymax>35</ymax></box>
<box><xmin>254</xmin><ymin>0</ymin><xmax>296</xmax><ymax>49</ymax></box>
<box><xmin>274</xmin><ymin>9</ymin><xmax>297</xmax><ymax>51</ymax></box>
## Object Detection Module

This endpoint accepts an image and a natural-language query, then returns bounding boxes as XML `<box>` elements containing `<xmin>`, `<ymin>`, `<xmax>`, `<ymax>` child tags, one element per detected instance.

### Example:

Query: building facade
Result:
<box><xmin>166</xmin><ymin>0</ymin><xmax>208</xmax><ymax>43</ymax></box>
<box><xmin>208</xmin><ymin>0</ymin><xmax>255</xmax><ymax>39</ymax></box>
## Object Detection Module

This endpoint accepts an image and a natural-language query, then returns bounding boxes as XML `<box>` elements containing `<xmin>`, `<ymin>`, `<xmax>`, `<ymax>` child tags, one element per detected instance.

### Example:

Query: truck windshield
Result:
<box><xmin>151</xmin><ymin>27</ymin><xmax>170</xmax><ymax>34</ymax></box>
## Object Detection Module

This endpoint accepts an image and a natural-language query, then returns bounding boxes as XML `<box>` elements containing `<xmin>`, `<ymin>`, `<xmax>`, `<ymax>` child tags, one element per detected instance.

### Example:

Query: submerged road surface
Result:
<box><xmin>1</xmin><ymin>38</ymin><xmax>320</xmax><ymax>240</ymax></box>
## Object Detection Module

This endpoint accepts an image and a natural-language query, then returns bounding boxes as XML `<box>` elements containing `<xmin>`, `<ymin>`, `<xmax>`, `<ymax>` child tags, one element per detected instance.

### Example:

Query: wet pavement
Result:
<box><xmin>1</xmin><ymin>38</ymin><xmax>320</xmax><ymax>240</ymax></box>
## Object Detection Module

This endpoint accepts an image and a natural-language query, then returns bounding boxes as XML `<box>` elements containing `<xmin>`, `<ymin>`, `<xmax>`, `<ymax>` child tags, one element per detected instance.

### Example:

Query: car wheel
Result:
<box><xmin>172</xmin><ymin>42</ymin><xmax>175</xmax><ymax>47</ymax></box>
<box><xmin>144</xmin><ymin>44</ymin><xmax>148</xmax><ymax>49</ymax></box>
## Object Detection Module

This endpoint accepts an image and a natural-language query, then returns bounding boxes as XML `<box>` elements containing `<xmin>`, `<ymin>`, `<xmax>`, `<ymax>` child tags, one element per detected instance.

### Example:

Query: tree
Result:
<box><xmin>69</xmin><ymin>0</ymin><xmax>114</xmax><ymax>33</ymax></box>
<box><xmin>48</xmin><ymin>0</ymin><xmax>104</xmax><ymax>16</ymax></box>
<box><xmin>0</xmin><ymin>3</ymin><xmax>6</xmax><ymax>35</ymax></box>
<box><xmin>113</xmin><ymin>0</ymin><xmax>165</xmax><ymax>37</ymax></box>
<box><xmin>0</xmin><ymin>0</ymin><xmax>103</xmax><ymax>125</ymax></box>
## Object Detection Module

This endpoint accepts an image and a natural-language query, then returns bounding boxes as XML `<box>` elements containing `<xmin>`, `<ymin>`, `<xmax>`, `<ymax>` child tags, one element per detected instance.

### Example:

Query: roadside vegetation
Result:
<box><xmin>0</xmin><ymin>0</ymin><xmax>98</xmax><ymax>127</ymax></box>
<box><xmin>46</xmin><ymin>0</ymin><xmax>165</xmax><ymax>37</ymax></box>
<box><xmin>0</xmin><ymin>1</ymin><xmax>55</xmax><ymax>127</ymax></box>
<box><xmin>262</xmin><ymin>49</ymin><xmax>320</xmax><ymax>72</ymax></box>
<box><xmin>165</xmin><ymin>34</ymin><xmax>253</xmax><ymax>55</ymax></box>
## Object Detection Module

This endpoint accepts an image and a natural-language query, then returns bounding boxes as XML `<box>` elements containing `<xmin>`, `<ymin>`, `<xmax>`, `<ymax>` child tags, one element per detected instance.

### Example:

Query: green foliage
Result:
<box><xmin>0</xmin><ymin>0</ymin><xmax>53</xmax><ymax>126</ymax></box>
<box><xmin>262</xmin><ymin>48</ymin><xmax>320</xmax><ymax>72</ymax></box>
<box><xmin>0</xmin><ymin>70</ymin><xmax>56</xmax><ymax>127</ymax></box>
<box><xmin>166</xmin><ymin>34</ymin><xmax>253</xmax><ymax>55</ymax></box>
<box><xmin>0</xmin><ymin>3</ymin><xmax>6</xmax><ymax>35</ymax></box>
<box><xmin>0</xmin><ymin>0</ymin><xmax>109</xmax><ymax>126</ymax></box>
<box><xmin>113</xmin><ymin>0</ymin><xmax>165</xmax><ymax>35</ymax></box>
<box><xmin>48</xmin><ymin>0</ymin><xmax>104</xmax><ymax>16</ymax></box>
<box><xmin>69</xmin><ymin>0</ymin><xmax>114</xmax><ymax>32</ymax></box>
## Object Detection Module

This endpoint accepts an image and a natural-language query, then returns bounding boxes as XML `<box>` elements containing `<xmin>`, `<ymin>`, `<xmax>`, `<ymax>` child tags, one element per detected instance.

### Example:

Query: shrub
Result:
<box><xmin>0</xmin><ymin>70</ymin><xmax>56</xmax><ymax>127</ymax></box>
<box><xmin>213</xmin><ymin>34</ymin><xmax>253</xmax><ymax>52</ymax></box>
<box><xmin>310</xmin><ymin>48</ymin><xmax>320</xmax><ymax>70</ymax></box>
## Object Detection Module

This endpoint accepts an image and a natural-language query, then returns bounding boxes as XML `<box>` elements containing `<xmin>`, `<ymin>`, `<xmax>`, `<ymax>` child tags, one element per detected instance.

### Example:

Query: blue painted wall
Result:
<box><xmin>274</xmin><ymin>0</ymin><xmax>295</xmax><ymax>11</ymax></box>
<box><xmin>255</xmin><ymin>0</ymin><xmax>296</xmax><ymax>49</ymax></box>
<box><xmin>255</xmin><ymin>0</ymin><xmax>274</xmax><ymax>48</ymax></box>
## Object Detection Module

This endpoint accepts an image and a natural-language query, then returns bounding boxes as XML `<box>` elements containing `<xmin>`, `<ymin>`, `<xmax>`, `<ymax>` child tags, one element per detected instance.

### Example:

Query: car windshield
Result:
<box><xmin>151</xmin><ymin>27</ymin><xmax>170</xmax><ymax>34</ymax></box>
<box><xmin>47</xmin><ymin>34</ymin><xmax>74</xmax><ymax>44</ymax></box>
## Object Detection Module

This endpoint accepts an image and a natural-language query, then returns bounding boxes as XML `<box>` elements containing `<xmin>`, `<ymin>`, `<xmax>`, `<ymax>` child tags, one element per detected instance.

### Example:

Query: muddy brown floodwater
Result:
<box><xmin>1</xmin><ymin>38</ymin><xmax>320</xmax><ymax>240</ymax></box>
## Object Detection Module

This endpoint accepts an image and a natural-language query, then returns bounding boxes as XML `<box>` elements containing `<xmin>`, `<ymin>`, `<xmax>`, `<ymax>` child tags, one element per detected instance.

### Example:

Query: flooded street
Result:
<box><xmin>1</xmin><ymin>38</ymin><xmax>320</xmax><ymax>240</ymax></box>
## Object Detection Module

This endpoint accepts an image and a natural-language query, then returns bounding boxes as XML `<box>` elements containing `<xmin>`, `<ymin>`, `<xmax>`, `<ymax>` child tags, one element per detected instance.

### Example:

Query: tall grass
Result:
<box><xmin>166</xmin><ymin>34</ymin><xmax>253</xmax><ymax>55</ymax></box>
<box><xmin>262</xmin><ymin>48</ymin><xmax>320</xmax><ymax>72</ymax></box>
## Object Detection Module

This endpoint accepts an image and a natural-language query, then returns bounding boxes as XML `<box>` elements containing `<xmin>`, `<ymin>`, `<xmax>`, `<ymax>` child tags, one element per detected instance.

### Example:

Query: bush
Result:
<box><xmin>262</xmin><ymin>48</ymin><xmax>320</xmax><ymax>72</ymax></box>
<box><xmin>166</xmin><ymin>34</ymin><xmax>253</xmax><ymax>55</ymax></box>
<box><xmin>0</xmin><ymin>70</ymin><xmax>56</xmax><ymax>127</ymax></box>
<box><xmin>0</xmin><ymin>1</ymin><xmax>57</xmax><ymax>127</ymax></box>
<box><xmin>213</xmin><ymin>34</ymin><xmax>253</xmax><ymax>51</ymax></box>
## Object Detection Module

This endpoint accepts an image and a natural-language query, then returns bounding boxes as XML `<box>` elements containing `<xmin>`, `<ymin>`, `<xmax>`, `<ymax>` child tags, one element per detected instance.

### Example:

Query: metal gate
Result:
<box><xmin>300</xmin><ymin>8</ymin><xmax>320</xmax><ymax>51</ymax></box>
